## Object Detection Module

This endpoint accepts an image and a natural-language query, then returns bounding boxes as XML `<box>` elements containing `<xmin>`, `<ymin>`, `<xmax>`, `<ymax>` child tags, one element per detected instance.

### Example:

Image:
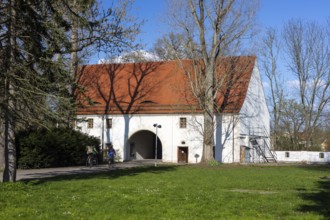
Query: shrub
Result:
<box><xmin>208</xmin><ymin>159</ymin><xmax>221</xmax><ymax>166</ymax></box>
<box><xmin>16</xmin><ymin>127</ymin><xmax>100</xmax><ymax>168</ymax></box>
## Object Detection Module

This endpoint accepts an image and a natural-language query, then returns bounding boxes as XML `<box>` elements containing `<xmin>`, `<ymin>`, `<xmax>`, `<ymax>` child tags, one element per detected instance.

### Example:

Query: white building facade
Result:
<box><xmin>76</xmin><ymin>56</ymin><xmax>271</xmax><ymax>164</ymax></box>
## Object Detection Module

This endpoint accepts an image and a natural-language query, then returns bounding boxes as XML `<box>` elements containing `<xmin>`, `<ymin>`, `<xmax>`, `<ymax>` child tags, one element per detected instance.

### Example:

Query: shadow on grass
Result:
<box><xmin>297</xmin><ymin>180</ymin><xmax>330</xmax><ymax>220</ymax></box>
<box><xmin>296</xmin><ymin>165</ymin><xmax>330</xmax><ymax>219</ymax></box>
<box><xmin>297</xmin><ymin>164</ymin><xmax>330</xmax><ymax>172</ymax></box>
<box><xmin>20</xmin><ymin>165</ymin><xmax>179</xmax><ymax>185</ymax></box>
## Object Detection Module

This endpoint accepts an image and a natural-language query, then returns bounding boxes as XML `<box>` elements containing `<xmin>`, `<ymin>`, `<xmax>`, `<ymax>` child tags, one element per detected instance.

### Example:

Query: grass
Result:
<box><xmin>0</xmin><ymin>164</ymin><xmax>329</xmax><ymax>220</ymax></box>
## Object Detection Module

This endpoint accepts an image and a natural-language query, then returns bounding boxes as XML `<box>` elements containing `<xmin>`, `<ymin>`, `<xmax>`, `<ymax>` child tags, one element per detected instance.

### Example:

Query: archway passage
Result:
<box><xmin>127</xmin><ymin>130</ymin><xmax>162</xmax><ymax>160</ymax></box>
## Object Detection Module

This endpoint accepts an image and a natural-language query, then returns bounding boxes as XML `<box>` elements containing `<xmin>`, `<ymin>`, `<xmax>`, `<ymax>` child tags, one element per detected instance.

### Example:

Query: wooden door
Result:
<box><xmin>240</xmin><ymin>146</ymin><xmax>245</xmax><ymax>163</ymax></box>
<box><xmin>178</xmin><ymin>147</ymin><xmax>188</xmax><ymax>163</ymax></box>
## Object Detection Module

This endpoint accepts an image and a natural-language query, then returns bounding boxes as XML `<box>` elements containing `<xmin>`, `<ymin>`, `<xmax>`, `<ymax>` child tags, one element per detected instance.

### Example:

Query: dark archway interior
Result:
<box><xmin>127</xmin><ymin>130</ymin><xmax>162</xmax><ymax>160</ymax></box>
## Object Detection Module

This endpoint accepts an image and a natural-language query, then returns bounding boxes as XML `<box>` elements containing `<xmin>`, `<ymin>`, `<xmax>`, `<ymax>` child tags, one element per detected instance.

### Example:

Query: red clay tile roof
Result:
<box><xmin>76</xmin><ymin>56</ymin><xmax>256</xmax><ymax>115</ymax></box>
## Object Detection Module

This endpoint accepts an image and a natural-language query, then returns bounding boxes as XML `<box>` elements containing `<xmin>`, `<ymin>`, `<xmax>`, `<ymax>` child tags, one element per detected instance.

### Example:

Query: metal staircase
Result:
<box><xmin>249</xmin><ymin>126</ymin><xmax>277</xmax><ymax>163</ymax></box>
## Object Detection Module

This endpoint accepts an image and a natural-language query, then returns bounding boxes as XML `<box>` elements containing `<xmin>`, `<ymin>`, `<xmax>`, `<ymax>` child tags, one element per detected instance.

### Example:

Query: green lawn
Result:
<box><xmin>0</xmin><ymin>164</ymin><xmax>329</xmax><ymax>220</ymax></box>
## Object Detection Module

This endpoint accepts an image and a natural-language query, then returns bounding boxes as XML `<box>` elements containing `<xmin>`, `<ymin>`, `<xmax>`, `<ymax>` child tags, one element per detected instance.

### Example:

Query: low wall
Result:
<box><xmin>275</xmin><ymin>151</ymin><xmax>330</xmax><ymax>164</ymax></box>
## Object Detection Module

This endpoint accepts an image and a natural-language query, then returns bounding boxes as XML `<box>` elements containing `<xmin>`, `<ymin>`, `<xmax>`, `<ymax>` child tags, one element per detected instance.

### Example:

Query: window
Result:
<box><xmin>319</xmin><ymin>153</ymin><xmax>324</xmax><ymax>159</ymax></box>
<box><xmin>285</xmin><ymin>152</ymin><xmax>290</xmax><ymax>158</ymax></box>
<box><xmin>106</xmin><ymin>118</ymin><xmax>112</xmax><ymax>129</ymax></box>
<box><xmin>180</xmin><ymin>117</ymin><xmax>187</xmax><ymax>128</ymax></box>
<box><xmin>87</xmin><ymin>118</ymin><xmax>93</xmax><ymax>129</ymax></box>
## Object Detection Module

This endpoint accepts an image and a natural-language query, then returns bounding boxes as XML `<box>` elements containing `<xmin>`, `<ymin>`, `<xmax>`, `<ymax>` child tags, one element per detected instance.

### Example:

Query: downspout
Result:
<box><xmin>101</xmin><ymin>115</ymin><xmax>104</xmax><ymax>156</ymax></box>
<box><xmin>232</xmin><ymin>114</ymin><xmax>235</xmax><ymax>163</ymax></box>
<box><xmin>172</xmin><ymin>116</ymin><xmax>174</xmax><ymax>163</ymax></box>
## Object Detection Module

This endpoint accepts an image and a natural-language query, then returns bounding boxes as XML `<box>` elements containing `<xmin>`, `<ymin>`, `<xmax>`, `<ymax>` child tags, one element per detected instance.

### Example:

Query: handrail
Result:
<box><xmin>261</xmin><ymin>125</ymin><xmax>277</xmax><ymax>162</ymax></box>
<box><xmin>249</xmin><ymin>125</ymin><xmax>277</xmax><ymax>163</ymax></box>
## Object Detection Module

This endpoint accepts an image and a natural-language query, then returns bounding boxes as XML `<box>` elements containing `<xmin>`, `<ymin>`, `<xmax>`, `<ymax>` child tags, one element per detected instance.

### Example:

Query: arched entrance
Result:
<box><xmin>126</xmin><ymin>130</ymin><xmax>162</xmax><ymax>161</ymax></box>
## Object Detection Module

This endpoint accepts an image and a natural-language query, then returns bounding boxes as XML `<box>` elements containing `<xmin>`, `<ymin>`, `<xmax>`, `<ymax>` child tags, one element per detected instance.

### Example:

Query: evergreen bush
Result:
<box><xmin>16</xmin><ymin>128</ymin><xmax>100</xmax><ymax>168</ymax></box>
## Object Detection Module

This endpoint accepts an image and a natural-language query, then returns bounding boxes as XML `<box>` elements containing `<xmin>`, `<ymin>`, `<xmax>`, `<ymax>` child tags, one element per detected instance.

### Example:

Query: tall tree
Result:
<box><xmin>166</xmin><ymin>0</ymin><xmax>258</xmax><ymax>162</ymax></box>
<box><xmin>152</xmin><ymin>32</ymin><xmax>201</xmax><ymax>60</ymax></box>
<box><xmin>0</xmin><ymin>0</ymin><xmax>74</xmax><ymax>182</ymax></box>
<box><xmin>278</xmin><ymin>99</ymin><xmax>304</xmax><ymax>150</ymax></box>
<box><xmin>259</xmin><ymin>28</ymin><xmax>285</xmax><ymax>150</ymax></box>
<box><xmin>0</xmin><ymin>0</ymin><xmax>64</xmax><ymax>181</ymax></box>
<box><xmin>0</xmin><ymin>0</ymin><xmax>140</xmax><ymax>182</ymax></box>
<box><xmin>283</xmin><ymin>19</ymin><xmax>330</xmax><ymax>149</ymax></box>
<box><xmin>57</xmin><ymin>0</ymin><xmax>141</xmax><ymax>125</ymax></box>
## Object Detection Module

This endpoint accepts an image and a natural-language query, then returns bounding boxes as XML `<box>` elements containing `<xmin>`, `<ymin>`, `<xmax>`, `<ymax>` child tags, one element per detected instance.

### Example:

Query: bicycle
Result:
<box><xmin>108</xmin><ymin>156</ymin><xmax>114</xmax><ymax>168</ymax></box>
<box><xmin>86</xmin><ymin>154</ymin><xmax>98</xmax><ymax>167</ymax></box>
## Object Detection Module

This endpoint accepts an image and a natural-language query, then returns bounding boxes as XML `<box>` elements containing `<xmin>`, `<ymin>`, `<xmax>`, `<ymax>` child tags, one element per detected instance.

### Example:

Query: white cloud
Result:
<box><xmin>286</xmin><ymin>80</ymin><xmax>300</xmax><ymax>89</ymax></box>
<box><xmin>98</xmin><ymin>50</ymin><xmax>160</xmax><ymax>64</ymax></box>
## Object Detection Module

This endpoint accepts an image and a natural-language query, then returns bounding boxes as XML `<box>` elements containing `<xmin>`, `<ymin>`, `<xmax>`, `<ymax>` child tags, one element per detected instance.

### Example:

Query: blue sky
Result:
<box><xmin>96</xmin><ymin>0</ymin><xmax>330</xmax><ymax>56</ymax></box>
<box><xmin>96</xmin><ymin>0</ymin><xmax>329</xmax><ymax>100</ymax></box>
<box><xmin>127</xmin><ymin>0</ymin><xmax>330</xmax><ymax>50</ymax></box>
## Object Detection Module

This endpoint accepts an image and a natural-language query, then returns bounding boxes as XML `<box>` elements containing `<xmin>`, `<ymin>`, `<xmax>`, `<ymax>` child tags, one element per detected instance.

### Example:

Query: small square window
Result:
<box><xmin>87</xmin><ymin>119</ymin><xmax>93</xmax><ymax>129</ymax></box>
<box><xmin>319</xmin><ymin>153</ymin><xmax>324</xmax><ymax>159</ymax></box>
<box><xmin>285</xmin><ymin>152</ymin><xmax>290</xmax><ymax>158</ymax></box>
<box><xmin>180</xmin><ymin>117</ymin><xmax>187</xmax><ymax>128</ymax></box>
<box><xmin>106</xmin><ymin>118</ymin><xmax>112</xmax><ymax>129</ymax></box>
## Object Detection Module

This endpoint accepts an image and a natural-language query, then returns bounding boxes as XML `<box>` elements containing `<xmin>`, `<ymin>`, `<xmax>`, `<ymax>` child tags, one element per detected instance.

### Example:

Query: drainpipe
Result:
<box><xmin>101</xmin><ymin>115</ymin><xmax>104</xmax><ymax>154</ymax></box>
<box><xmin>232</xmin><ymin>114</ymin><xmax>235</xmax><ymax>163</ymax></box>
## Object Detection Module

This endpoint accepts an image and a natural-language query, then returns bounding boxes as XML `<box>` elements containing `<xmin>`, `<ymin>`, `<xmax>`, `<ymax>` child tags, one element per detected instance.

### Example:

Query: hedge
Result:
<box><xmin>16</xmin><ymin>127</ymin><xmax>100</xmax><ymax>168</ymax></box>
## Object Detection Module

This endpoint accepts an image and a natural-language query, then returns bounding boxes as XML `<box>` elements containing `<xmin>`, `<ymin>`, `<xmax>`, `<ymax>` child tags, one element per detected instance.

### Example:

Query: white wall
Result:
<box><xmin>215</xmin><ymin>114</ymin><xmax>241</xmax><ymax>163</ymax></box>
<box><xmin>76</xmin><ymin>114</ymin><xmax>204</xmax><ymax>163</ymax></box>
<box><xmin>239</xmin><ymin>62</ymin><xmax>271</xmax><ymax>164</ymax></box>
<box><xmin>76</xmin><ymin>113</ymin><xmax>244</xmax><ymax>164</ymax></box>
<box><xmin>276</xmin><ymin>151</ymin><xmax>330</xmax><ymax>164</ymax></box>
<box><xmin>239</xmin><ymin>62</ymin><xmax>270</xmax><ymax>138</ymax></box>
<box><xmin>213</xmin><ymin>62</ymin><xmax>271</xmax><ymax>164</ymax></box>
<box><xmin>76</xmin><ymin>114</ymin><xmax>328</xmax><ymax>165</ymax></box>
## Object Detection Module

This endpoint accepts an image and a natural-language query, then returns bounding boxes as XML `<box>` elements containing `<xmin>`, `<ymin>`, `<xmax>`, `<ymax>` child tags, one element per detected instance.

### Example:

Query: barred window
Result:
<box><xmin>87</xmin><ymin>119</ymin><xmax>93</xmax><ymax>129</ymax></box>
<box><xmin>106</xmin><ymin>118</ymin><xmax>112</xmax><ymax>129</ymax></box>
<box><xmin>180</xmin><ymin>117</ymin><xmax>187</xmax><ymax>128</ymax></box>
<box><xmin>319</xmin><ymin>153</ymin><xmax>324</xmax><ymax>159</ymax></box>
<box><xmin>285</xmin><ymin>152</ymin><xmax>290</xmax><ymax>158</ymax></box>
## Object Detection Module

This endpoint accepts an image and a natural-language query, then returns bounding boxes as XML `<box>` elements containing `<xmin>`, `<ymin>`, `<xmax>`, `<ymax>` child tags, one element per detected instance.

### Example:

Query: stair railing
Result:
<box><xmin>249</xmin><ymin>125</ymin><xmax>277</xmax><ymax>163</ymax></box>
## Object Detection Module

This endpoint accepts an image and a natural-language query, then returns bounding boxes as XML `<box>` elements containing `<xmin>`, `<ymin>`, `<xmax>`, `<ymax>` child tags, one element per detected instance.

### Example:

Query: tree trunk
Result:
<box><xmin>201</xmin><ymin>67</ymin><xmax>215</xmax><ymax>162</ymax></box>
<box><xmin>67</xmin><ymin>0</ymin><xmax>79</xmax><ymax>126</ymax></box>
<box><xmin>3</xmin><ymin>0</ymin><xmax>17</xmax><ymax>182</ymax></box>
<box><xmin>0</xmin><ymin>78</ymin><xmax>16</xmax><ymax>182</ymax></box>
<box><xmin>0</xmin><ymin>123</ymin><xmax>5</xmax><ymax>182</ymax></box>
<box><xmin>3</xmin><ymin>79</ymin><xmax>16</xmax><ymax>182</ymax></box>
<box><xmin>202</xmin><ymin>112</ymin><xmax>214</xmax><ymax>162</ymax></box>
<box><xmin>70</xmin><ymin>0</ymin><xmax>78</xmax><ymax>80</ymax></box>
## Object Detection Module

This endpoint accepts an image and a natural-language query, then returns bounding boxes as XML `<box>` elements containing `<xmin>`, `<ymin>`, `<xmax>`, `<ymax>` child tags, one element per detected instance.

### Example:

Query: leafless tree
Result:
<box><xmin>283</xmin><ymin>19</ymin><xmax>330</xmax><ymax>149</ymax></box>
<box><xmin>166</xmin><ymin>0</ymin><xmax>258</xmax><ymax>162</ymax></box>
<box><xmin>259</xmin><ymin>28</ymin><xmax>285</xmax><ymax>150</ymax></box>
<box><xmin>152</xmin><ymin>32</ymin><xmax>201</xmax><ymax>60</ymax></box>
<box><xmin>59</xmin><ymin>0</ymin><xmax>141</xmax><ymax>125</ymax></box>
<box><xmin>278</xmin><ymin>99</ymin><xmax>304</xmax><ymax>150</ymax></box>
